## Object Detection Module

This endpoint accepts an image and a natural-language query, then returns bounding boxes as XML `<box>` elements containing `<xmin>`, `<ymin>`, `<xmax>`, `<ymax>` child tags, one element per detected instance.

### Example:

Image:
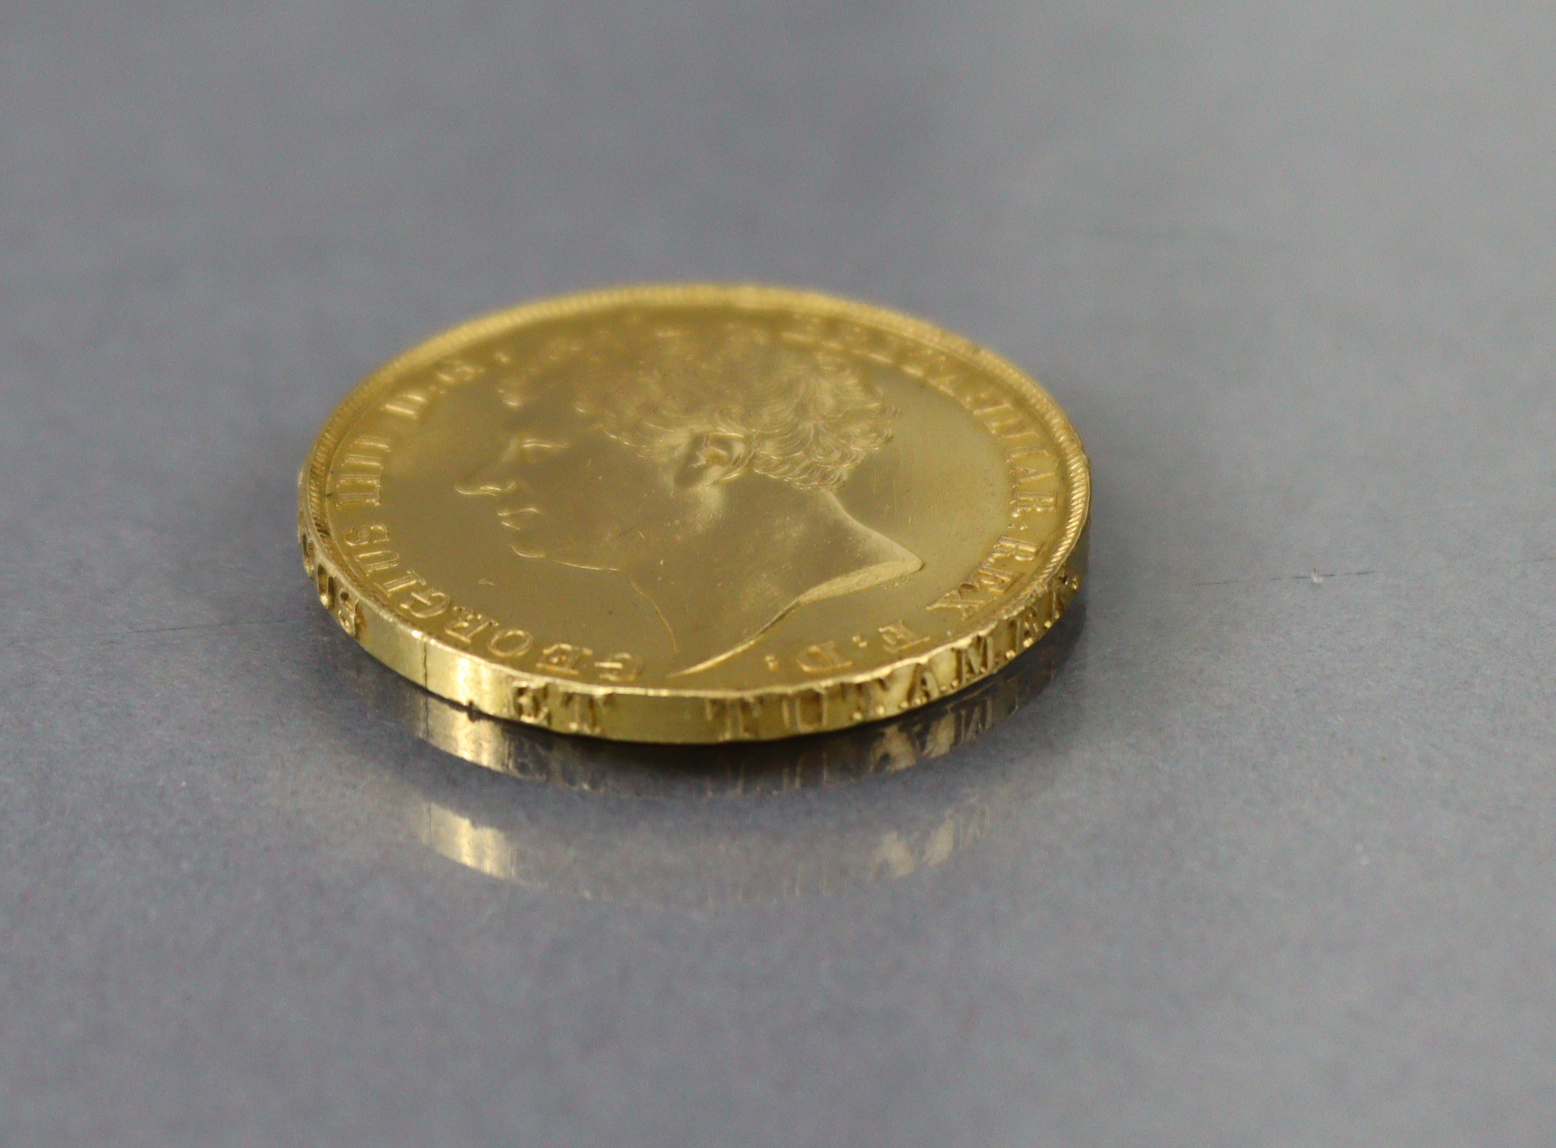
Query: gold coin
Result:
<box><xmin>354</xmin><ymin>609</ymin><xmax>1083</xmax><ymax>905</ymax></box>
<box><xmin>299</xmin><ymin>284</ymin><xmax>1089</xmax><ymax>743</ymax></box>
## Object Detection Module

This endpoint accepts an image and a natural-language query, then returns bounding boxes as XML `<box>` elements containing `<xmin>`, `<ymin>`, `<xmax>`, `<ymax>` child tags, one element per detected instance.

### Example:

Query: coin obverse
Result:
<box><xmin>300</xmin><ymin>284</ymin><xmax>1089</xmax><ymax>743</ymax></box>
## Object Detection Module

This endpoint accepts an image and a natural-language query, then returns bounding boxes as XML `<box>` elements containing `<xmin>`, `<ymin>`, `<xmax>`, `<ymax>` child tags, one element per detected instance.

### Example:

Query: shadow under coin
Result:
<box><xmin>341</xmin><ymin>603</ymin><xmax>1083</xmax><ymax>906</ymax></box>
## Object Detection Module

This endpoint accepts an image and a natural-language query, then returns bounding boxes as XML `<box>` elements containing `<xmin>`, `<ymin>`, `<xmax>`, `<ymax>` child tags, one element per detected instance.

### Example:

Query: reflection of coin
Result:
<box><xmin>356</xmin><ymin>607</ymin><xmax>1082</xmax><ymax>905</ymax></box>
<box><xmin>340</xmin><ymin>601</ymin><xmax>1082</xmax><ymax>799</ymax></box>
<box><xmin>300</xmin><ymin>284</ymin><xmax>1089</xmax><ymax>742</ymax></box>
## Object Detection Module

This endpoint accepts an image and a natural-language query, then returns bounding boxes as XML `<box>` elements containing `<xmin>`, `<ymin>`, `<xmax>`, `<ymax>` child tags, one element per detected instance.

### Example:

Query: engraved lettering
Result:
<box><xmin>332</xmin><ymin>585</ymin><xmax>362</xmax><ymax>637</ymax></box>
<box><xmin>907</xmin><ymin>664</ymin><xmax>940</xmax><ymax>707</ymax></box>
<box><xmin>558</xmin><ymin>692</ymin><xmax>602</xmax><ymax>735</ymax></box>
<box><xmin>331</xmin><ymin>438</ymin><xmax>386</xmax><ymax>508</ymax></box>
<box><xmin>969</xmin><ymin>564</ymin><xmax>1019</xmax><ymax>593</ymax></box>
<box><xmin>382</xmin><ymin>390</ymin><xmax>432</xmax><ymax>419</ymax></box>
<box><xmin>353</xmin><ymin>549</ymin><xmax>400</xmax><ymax>573</ymax></box>
<box><xmin>404</xmin><ymin>587</ymin><xmax>450</xmax><ymax>619</ymax></box>
<box><xmin>929</xmin><ymin>587</ymin><xmax>986</xmax><ymax>618</ymax></box>
<box><xmin>537</xmin><ymin>643</ymin><xmax>591</xmax><ymax>676</ymax></box>
<box><xmin>1001</xmin><ymin>616</ymin><xmax>1021</xmax><ymax>654</ymax></box>
<box><xmin>309</xmin><ymin>559</ymin><xmax>364</xmax><ymax>638</ymax></box>
<box><xmin>1011</xmin><ymin>489</ymin><xmax>1060</xmax><ymax>517</ymax></box>
<box><xmin>341</xmin><ymin>524</ymin><xmax>390</xmax><ymax>548</ymax></box>
<box><xmin>1010</xmin><ymin>449</ymin><xmax>1058</xmax><ymax>478</ymax></box>
<box><xmin>333</xmin><ymin>436</ymin><xmax>391</xmax><ymax>507</ymax></box>
<box><xmin>837</xmin><ymin>679</ymin><xmax>868</xmax><ymax>722</ymax></box>
<box><xmin>1016</xmin><ymin>607</ymin><xmax>1047</xmax><ymax>646</ymax></box>
<box><xmin>706</xmin><ymin>696</ymin><xmax>762</xmax><ymax>740</ymax></box>
<box><xmin>899</xmin><ymin>346</ymin><xmax>956</xmax><ymax>384</ymax></box>
<box><xmin>852</xmin><ymin>328</ymin><xmax>902</xmax><ymax>365</ymax></box>
<box><xmin>594</xmin><ymin>652</ymin><xmax>643</xmax><ymax>683</ymax></box>
<box><xmin>988</xmin><ymin>534</ymin><xmax>1040</xmax><ymax>563</ymax></box>
<box><xmin>486</xmin><ymin>628</ymin><xmax>534</xmax><ymax>658</ymax></box>
<box><xmin>434</xmin><ymin>357</ymin><xmax>484</xmax><ymax>385</ymax></box>
<box><xmin>968</xmin><ymin>393</ymin><xmax>1013</xmax><ymax>416</ymax></box>
<box><xmin>377</xmin><ymin>570</ymin><xmax>425</xmax><ymax>595</ymax></box>
<box><xmin>513</xmin><ymin>682</ymin><xmax>551</xmax><ymax>724</ymax></box>
<box><xmin>831</xmin><ymin>323</ymin><xmax>871</xmax><ymax>356</ymax></box>
<box><xmin>877</xmin><ymin>621</ymin><xmax>929</xmax><ymax>654</ymax></box>
<box><xmin>443</xmin><ymin>606</ymin><xmax>497</xmax><ymax>644</ymax></box>
<box><xmin>795</xmin><ymin>641</ymin><xmax>852</xmax><ymax>674</ymax></box>
<box><xmin>961</xmin><ymin>391</ymin><xmax>1030</xmax><ymax>437</ymax></box>
<box><xmin>955</xmin><ymin>634</ymin><xmax>993</xmax><ymax>684</ymax></box>
<box><xmin>862</xmin><ymin>670</ymin><xmax>900</xmax><ymax>718</ymax></box>
<box><xmin>784</xmin><ymin>688</ymin><xmax>828</xmax><ymax>733</ymax></box>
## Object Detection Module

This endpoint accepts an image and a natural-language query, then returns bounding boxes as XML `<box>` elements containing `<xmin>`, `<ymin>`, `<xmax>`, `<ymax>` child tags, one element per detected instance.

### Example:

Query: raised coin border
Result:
<box><xmin>299</xmin><ymin>283</ymin><xmax>1090</xmax><ymax>743</ymax></box>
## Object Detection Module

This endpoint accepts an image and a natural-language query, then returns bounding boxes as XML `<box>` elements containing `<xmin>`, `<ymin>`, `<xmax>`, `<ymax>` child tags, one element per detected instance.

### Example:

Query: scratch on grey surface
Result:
<box><xmin>105</xmin><ymin>617</ymin><xmax>301</xmax><ymax>639</ymax></box>
<box><xmin>1192</xmin><ymin>570</ymin><xmax>1376</xmax><ymax>588</ymax></box>
<box><xmin>0</xmin><ymin>616</ymin><xmax>309</xmax><ymax>653</ymax></box>
<box><xmin>1085</xmin><ymin>226</ymin><xmax>1271</xmax><ymax>249</ymax></box>
<box><xmin>0</xmin><ymin>616</ymin><xmax>322</xmax><ymax>664</ymax></box>
<box><xmin>1193</xmin><ymin>556</ymin><xmax>1556</xmax><ymax>589</ymax></box>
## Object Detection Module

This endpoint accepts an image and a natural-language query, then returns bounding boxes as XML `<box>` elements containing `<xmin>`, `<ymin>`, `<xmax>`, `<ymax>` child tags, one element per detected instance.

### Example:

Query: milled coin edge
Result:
<box><xmin>299</xmin><ymin>283</ymin><xmax>1090</xmax><ymax>743</ymax></box>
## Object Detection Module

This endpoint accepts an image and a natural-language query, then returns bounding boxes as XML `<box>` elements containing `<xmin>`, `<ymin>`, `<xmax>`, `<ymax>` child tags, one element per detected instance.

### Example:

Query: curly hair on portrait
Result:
<box><xmin>500</xmin><ymin>319</ymin><xmax>899</xmax><ymax>492</ymax></box>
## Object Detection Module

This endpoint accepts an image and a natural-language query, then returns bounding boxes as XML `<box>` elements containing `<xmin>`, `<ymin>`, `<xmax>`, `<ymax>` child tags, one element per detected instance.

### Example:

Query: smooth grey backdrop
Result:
<box><xmin>3</xmin><ymin>2</ymin><xmax>1554</xmax><ymax>1145</ymax></box>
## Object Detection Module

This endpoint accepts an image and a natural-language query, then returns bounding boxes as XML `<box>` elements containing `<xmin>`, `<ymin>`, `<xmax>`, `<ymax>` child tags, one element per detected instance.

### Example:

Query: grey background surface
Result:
<box><xmin>3</xmin><ymin>2</ymin><xmax>1554</xmax><ymax>1145</ymax></box>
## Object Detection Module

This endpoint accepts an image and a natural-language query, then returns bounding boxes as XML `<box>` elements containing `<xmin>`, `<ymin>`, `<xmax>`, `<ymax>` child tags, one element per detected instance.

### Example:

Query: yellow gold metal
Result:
<box><xmin>361</xmin><ymin>610</ymin><xmax>1082</xmax><ymax>904</ymax></box>
<box><xmin>300</xmin><ymin>284</ymin><xmax>1089</xmax><ymax>743</ymax></box>
<box><xmin>342</xmin><ymin>602</ymin><xmax>1083</xmax><ymax>798</ymax></box>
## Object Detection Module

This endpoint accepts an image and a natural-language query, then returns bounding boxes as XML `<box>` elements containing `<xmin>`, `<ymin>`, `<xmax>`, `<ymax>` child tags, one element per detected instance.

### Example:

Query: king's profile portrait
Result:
<box><xmin>457</xmin><ymin>316</ymin><xmax>922</xmax><ymax>676</ymax></box>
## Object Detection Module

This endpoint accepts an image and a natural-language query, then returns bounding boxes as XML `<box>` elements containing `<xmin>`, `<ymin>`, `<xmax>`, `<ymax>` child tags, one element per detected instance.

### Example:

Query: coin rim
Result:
<box><xmin>299</xmin><ymin>283</ymin><xmax>1090</xmax><ymax>741</ymax></box>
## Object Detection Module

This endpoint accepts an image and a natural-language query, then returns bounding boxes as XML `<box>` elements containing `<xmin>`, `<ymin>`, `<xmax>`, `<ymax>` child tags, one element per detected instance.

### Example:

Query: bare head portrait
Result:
<box><xmin>458</xmin><ymin>317</ymin><xmax>922</xmax><ymax>676</ymax></box>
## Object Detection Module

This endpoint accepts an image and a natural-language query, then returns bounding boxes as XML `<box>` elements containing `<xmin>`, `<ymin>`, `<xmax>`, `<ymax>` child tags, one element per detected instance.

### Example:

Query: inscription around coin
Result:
<box><xmin>301</xmin><ymin>285</ymin><xmax>1088</xmax><ymax>742</ymax></box>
